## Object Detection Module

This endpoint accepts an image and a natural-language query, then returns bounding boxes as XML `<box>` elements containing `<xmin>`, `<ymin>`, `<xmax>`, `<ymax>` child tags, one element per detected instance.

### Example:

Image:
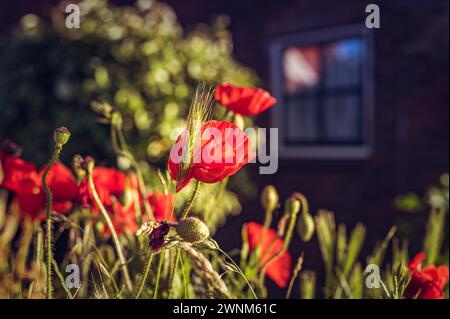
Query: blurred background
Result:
<box><xmin>1</xmin><ymin>0</ymin><xmax>448</xmax><ymax>297</ymax></box>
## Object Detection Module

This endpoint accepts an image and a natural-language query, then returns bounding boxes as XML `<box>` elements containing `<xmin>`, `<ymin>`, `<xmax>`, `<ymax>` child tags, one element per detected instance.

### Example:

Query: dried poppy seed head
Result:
<box><xmin>176</xmin><ymin>217</ymin><xmax>210</xmax><ymax>243</ymax></box>
<box><xmin>54</xmin><ymin>126</ymin><xmax>71</xmax><ymax>145</ymax></box>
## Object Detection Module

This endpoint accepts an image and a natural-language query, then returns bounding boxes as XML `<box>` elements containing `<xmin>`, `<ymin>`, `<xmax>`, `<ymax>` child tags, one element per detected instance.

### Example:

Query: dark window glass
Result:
<box><xmin>282</xmin><ymin>37</ymin><xmax>364</xmax><ymax>145</ymax></box>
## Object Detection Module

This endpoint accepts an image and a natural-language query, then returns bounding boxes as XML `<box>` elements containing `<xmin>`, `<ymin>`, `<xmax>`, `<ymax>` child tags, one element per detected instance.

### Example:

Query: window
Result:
<box><xmin>270</xmin><ymin>25</ymin><xmax>374</xmax><ymax>159</ymax></box>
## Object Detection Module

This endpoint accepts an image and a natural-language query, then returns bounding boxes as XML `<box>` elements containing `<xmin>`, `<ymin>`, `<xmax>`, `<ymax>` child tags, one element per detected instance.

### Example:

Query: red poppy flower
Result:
<box><xmin>0</xmin><ymin>153</ymin><xmax>38</xmax><ymax>193</ymax></box>
<box><xmin>108</xmin><ymin>199</ymin><xmax>138</xmax><ymax>236</ymax></box>
<box><xmin>405</xmin><ymin>252</ymin><xmax>449</xmax><ymax>299</ymax></box>
<box><xmin>215</xmin><ymin>83</ymin><xmax>277</xmax><ymax>116</ymax></box>
<box><xmin>246</xmin><ymin>222</ymin><xmax>292</xmax><ymax>288</ymax></box>
<box><xmin>78</xmin><ymin>167</ymin><xmax>126</xmax><ymax>214</ymax></box>
<box><xmin>147</xmin><ymin>192</ymin><xmax>176</xmax><ymax>222</ymax></box>
<box><xmin>78</xmin><ymin>167</ymin><xmax>138</xmax><ymax>236</ymax></box>
<box><xmin>168</xmin><ymin>120</ymin><xmax>256</xmax><ymax>192</ymax></box>
<box><xmin>1</xmin><ymin>157</ymin><xmax>78</xmax><ymax>220</ymax></box>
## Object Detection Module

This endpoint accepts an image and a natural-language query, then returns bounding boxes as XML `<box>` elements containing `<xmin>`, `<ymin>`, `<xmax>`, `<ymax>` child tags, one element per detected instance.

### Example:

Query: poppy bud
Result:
<box><xmin>85</xmin><ymin>156</ymin><xmax>95</xmax><ymax>173</ymax></box>
<box><xmin>72</xmin><ymin>154</ymin><xmax>86</xmax><ymax>180</ymax></box>
<box><xmin>234</xmin><ymin>114</ymin><xmax>245</xmax><ymax>130</ymax></box>
<box><xmin>176</xmin><ymin>217</ymin><xmax>210</xmax><ymax>243</ymax></box>
<box><xmin>53</xmin><ymin>126</ymin><xmax>70</xmax><ymax>146</ymax></box>
<box><xmin>1</xmin><ymin>139</ymin><xmax>23</xmax><ymax>157</ymax></box>
<box><xmin>261</xmin><ymin>185</ymin><xmax>279</xmax><ymax>212</ymax></box>
<box><xmin>285</xmin><ymin>197</ymin><xmax>300</xmax><ymax>216</ymax></box>
<box><xmin>297</xmin><ymin>212</ymin><xmax>315</xmax><ymax>242</ymax></box>
<box><xmin>111</xmin><ymin>112</ymin><xmax>123</xmax><ymax>129</ymax></box>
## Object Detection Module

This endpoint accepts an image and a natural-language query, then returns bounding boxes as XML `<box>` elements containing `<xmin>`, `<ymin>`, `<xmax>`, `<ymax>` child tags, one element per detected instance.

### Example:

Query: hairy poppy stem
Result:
<box><xmin>86</xmin><ymin>164</ymin><xmax>133</xmax><ymax>293</ymax></box>
<box><xmin>42</xmin><ymin>143</ymin><xmax>62</xmax><ymax>299</ymax></box>
<box><xmin>134</xmin><ymin>250</ymin><xmax>154</xmax><ymax>299</ymax></box>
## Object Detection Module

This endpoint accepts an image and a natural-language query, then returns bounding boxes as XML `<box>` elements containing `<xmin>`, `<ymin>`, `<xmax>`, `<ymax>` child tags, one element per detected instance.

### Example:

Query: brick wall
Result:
<box><xmin>164</xmin><ymin>0</ymin><xmax>449</xmax><ymax>296</ymax></box>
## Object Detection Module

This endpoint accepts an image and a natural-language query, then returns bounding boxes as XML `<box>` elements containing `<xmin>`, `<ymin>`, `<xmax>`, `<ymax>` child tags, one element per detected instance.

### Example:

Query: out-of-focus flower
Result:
<box><xmin>110</xmin><ymin>200</ymin><xmax>138</xmax><ymax>235</ymax></box>
<box><xmin>168</xmin><ymin>120</ymin><xmax>255</xmax><ymax>192</ymax></box>
<box><xmin>78</xmin><ymin>166</ymin><xmax>137</xmax><ymax>235</ymax></box>
<box><xmin>1</xmin><ymin>154</ymin><xmax>78</xmax><ymax>219</ymax></box>
<box><xmin>78</xmin><ymin>167</ymin><xmax>126</xmax><ymax>214</ymax></box>
<box><xmin>0</xmin><ymin>154</ymin><xmax>37</xmax><ymax>193</ymax></box>
<box><xmin>215</xmin><ymin>83</ymin><xmax>276</xmax><ymax>116</ymax></box>
<box><xmin>147</xmin><ymin>192</ymin><xmax>175</xmax><ymax>222</ymax></box>
<box><xmin>405</xmin><ymin>252</ymin><xmax>449</xmax><ymax>299</ymax></box>
<box><xmin>246</xmin><ymin>222</ymin><xmax>292</xmax><ymax>288</ymax></box>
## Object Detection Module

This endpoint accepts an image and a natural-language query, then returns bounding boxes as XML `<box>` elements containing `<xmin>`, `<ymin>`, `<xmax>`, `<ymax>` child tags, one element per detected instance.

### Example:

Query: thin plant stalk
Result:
<box><xmin>258</xmin><ymin>205</ymin><xmax>299</xmax><ymax>289</ymax></box>
<box><xmin>134</xmin><ymin>251</ymin><xmax>154</xmax><ymax>299</ymax></box>
<box><xmin>42</xmin><ymin>143</ymin><xmax>62</xmax><ymax>298</ymax></box>
<box><xmin>216</xmin><ymin>245</ymin><xmax>257</xmax><ymax>299</ymax></box>
<box><xmin>28</xmin><ymin>222</ymin><xmax>44</xmax><ymax>298</ymax></box>
<box><xmin>153</xmin><ymin>251</ymin><xmax>165</xmax><ymax>299</ymax></box>
<box><xmin>179</xmin><ymin>252</ymin><xmax>189</xmax><ymax>298</ymax></box>
<box><xmin>110</xmin><ymin>116</ymin><xmax>154</xmax><ymax>220</ymax></box>
<box><xmin>51</xmin><ymin>258</ymin><xmax>73</xmax><ymax>298</ymax></box>
<box><xmin>168</xmin><ymin>180</ymin><xmax>201</xmax><ymax>297</ymax></box>
<box><xmin>181</xmin><ymin>180</ymin><xmax>201</xmax><ymax>219</ymax></box>
<box><xmin>286</xmin><ymin>253</ymin><xmax>304</xmax><ymax>299</ymax></box>
<box><xmin>86</xmin><ymin>166</ymin><xmax>133</xmax><ymax>292</ymax></box>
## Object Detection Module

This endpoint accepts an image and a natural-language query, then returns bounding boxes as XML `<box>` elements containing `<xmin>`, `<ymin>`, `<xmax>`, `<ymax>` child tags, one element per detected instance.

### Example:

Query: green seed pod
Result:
<box><xmin>53</xmin><ymin>126</ymin><xmax>70</xmax><ymax>145</ymax></box>
<box><xmin>297</xmin><ymin>212</ymin><xmax>315</xmax><ymax>242</ymax></box>
<box><xmin>176</xmin><ymin>217</ymin><xmax>210</xmax><ymax>243</ymax></box>
<box><xmin>85</xmin><ymin>156</ymin><xmax>95</xmax><ymax>173</ymax></box>
<box><xmin>261</xmin><ymin>185</ymin><xmax>279</xmax><ymax>212</ymax></box>
<box><xmin>111</xmin><ymin>111</ymin><xmax>123</xmax><ymax>129</ymax></box>
<box><xmin>71</xmin><ymin>154</ymin><xmax>86</xmax><ymax>180</ymax></box>
<box><xmin>285</xmin><ymin>197</ymin><xmax>301</xmax><ymax>216</ymax></box>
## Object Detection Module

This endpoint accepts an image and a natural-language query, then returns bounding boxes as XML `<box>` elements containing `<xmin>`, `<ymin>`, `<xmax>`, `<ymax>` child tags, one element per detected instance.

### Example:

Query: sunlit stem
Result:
<box><xmin>42</xmin><ymin>143</ymin><xmax>62</xmax><ymax>299</ymax></box>
<box><xmin>134</xmin><ymin>250</ymin><xmax>154</xmax><ymax>299</ymax></box>
<box><xmin>28</xmin><ymin>222</ymin><xmax>44</xmax><ymax>298</ymax></box>
<box><xmin>153</xmin><ymin>251</ymin><xmax>165</xmax><ymax>299</ymax></box>
<box><xmin>87</xmin><ymin>167</ymin><xmax>133</xmax><ymax>292</ymax></box>
<box><xmin>214</xmin><ymin>243</ymin><xmax>257</xmax><ymax>299</ymax></box>
<box><xmin>258</xmin><ymin>205</ymin><xmax>299</xmax><ymax>290</ymax></box>
<box><xmin>181</xmin><ymin>180</ymin><xmax>200</xmax><ymax>219</ymax></box>
<box><xmin>168</xmin><ymin>180</ymin><xmax>200</xmax><ymax>297</ymax></box>
<box><xmin>110</xmin><ymin>118</ymin><xmax>154</xmax><ymax>221</ymax></box>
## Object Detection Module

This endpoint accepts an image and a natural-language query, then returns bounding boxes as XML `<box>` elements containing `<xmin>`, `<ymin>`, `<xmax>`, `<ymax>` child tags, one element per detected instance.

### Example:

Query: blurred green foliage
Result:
<box><xmin>0</xmin><ymin>0</ymin><xmax>258</xmax><ymax>166</ymax></box>
<box><xmin>0</xmin><ymin>0</ymin><xmax>259</xmax><ymax>233</ymax></box>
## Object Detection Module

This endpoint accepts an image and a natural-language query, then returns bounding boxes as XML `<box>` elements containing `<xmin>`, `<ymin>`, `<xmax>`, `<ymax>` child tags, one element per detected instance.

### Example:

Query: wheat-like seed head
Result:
<box><xmin>177</xmin><ymin>82</ymin><xmax>214</xmax><ymax>187</ymax></box>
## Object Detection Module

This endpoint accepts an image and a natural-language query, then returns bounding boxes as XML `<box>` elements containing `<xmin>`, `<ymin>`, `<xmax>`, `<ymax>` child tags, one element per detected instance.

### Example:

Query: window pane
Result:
<box><xmin>283</xmin><ymin>46</ymin><xmax>321</xmax><ymax>95</ymax></box>
<box><xmin>280</xmin><ymin>35</ymin><xmax>365</xmax><ymax>146</ymax></box>
<box><xmin>323</xmin><ymin>38</ymin><xmax>362</xmax><ymax>89</ymax></box>
<box><xmin>285</xmin><ymin>97</ymin><xmax>318</xmax><ymax>142</ymax></box>
<box><xmin>323</xmin><ymin>94</ymin><xmax>361</xmax><ymax>143</ymax></box>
